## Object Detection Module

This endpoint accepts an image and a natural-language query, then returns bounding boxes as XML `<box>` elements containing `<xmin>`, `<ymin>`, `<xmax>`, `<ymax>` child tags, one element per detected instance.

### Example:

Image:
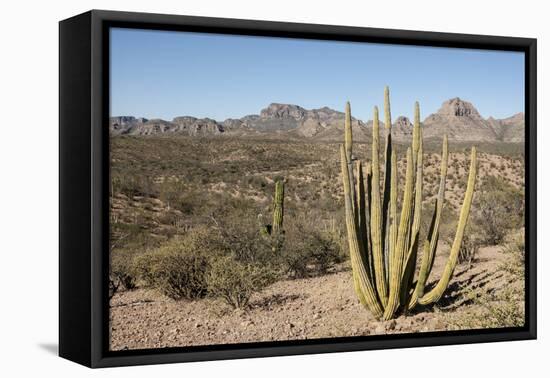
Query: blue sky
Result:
<box><xmin>110</xmin><ymin>28</ymin><xmax>525</xmax><ymax>121</ymax></box>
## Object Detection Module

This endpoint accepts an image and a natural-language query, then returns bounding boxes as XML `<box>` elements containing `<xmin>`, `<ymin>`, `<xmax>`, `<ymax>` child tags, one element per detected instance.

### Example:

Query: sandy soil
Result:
<box><xmin>109</xmin><ymin>245</ymin><xmax>522</xmax><ymax>351</ymax></box>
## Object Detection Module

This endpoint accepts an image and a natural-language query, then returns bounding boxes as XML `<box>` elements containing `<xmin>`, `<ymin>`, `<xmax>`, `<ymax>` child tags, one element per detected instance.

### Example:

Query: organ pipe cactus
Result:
<box><xmin>341</xmin><ymin>87</ymin><xmax>477</xmax><ymax>320</ymax></box>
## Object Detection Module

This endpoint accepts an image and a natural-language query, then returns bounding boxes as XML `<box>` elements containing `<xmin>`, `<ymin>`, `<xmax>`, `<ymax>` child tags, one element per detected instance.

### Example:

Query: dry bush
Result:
<box><xmin>471</xmin><ymin>176</ymin><xmax>524</xmax><ymax>245</ymax></box>
<box><xmin>500</xmin><ymin>229</ymin><xmax>526</xmax><ymax>276</ymax></box>
<box><xmin>133</xmin><ymin>229</ymin><xmax>221</xmax><ymax>300</ymax></box>
<box><xmin>457</xmin><ymin>225</ymin><xmax>481</xmax><ymax>269</ymax></box>
<box><xmin>279</xmin><ymin>216</ymin><xmax>343</xmax><ymax>278</ymax></box>
<box><xmin>111</xmin><ymin>249</ymin><xmax>138</xmax><ymax>291</ymax></box>
<box><xmin>206</xmin><ymin>256</ymin><xmax>276</xmax><ymax>309</ymax></box>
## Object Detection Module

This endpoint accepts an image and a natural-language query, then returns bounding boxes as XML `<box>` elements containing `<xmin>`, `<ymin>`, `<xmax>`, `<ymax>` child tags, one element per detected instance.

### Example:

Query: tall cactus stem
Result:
<box><xmin>370</xmin><ymin>106</ymin><xmax>388</xmax><ymax>307</ymax></box>
<box><xmin>401</xmin><ymin>129</ymin><xmax>423</xmax><ymax>307</ymax></box>
<box><xmin>344</xmin><ymin>101</ymin><xmax>356</xmax><ymax>214</ymax></box>
<box><xmin>384</xmin><ymin>147</ymin><xmax>414</xmax><ymax>320</ymax></box>
<box><xmin>340</xmin><ymin>146</ymin><xmax>384</xmax><ymax>318</ymax></box>
<box><xmin>355</xmin><ymin>161</ymin><xmax>368</xmax><ymax>262</ymax></box>
<box><xmin>412</xmin><ymin>101</ymin><xmax>421</xmax><ymax>168</ymax></box>
<box><xmin>381</xmin><ymin>86</ymin><xmax>393</xmax><ymax>283</ymax></box>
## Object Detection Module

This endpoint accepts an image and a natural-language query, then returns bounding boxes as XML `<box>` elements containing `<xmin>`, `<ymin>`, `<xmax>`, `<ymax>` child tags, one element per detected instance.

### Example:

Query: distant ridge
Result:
<box><xmin>110</xmin><ymin>98</ymin><xmax>524</xmax><ymax>143</ymax></box>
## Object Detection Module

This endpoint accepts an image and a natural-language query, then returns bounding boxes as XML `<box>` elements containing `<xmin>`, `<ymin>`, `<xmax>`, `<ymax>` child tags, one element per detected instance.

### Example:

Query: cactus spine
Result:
<box><xmin>340</xmin><ymin>87</ymin><xmax>477</xmax><ymax>319</ymax></box>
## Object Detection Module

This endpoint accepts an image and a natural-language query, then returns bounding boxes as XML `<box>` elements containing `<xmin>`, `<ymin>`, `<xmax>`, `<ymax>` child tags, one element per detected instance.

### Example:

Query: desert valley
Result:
<box><xmin>108</xmin><ymin>97</ymin><xmax>525</xmax><ymax>350</ymax></box>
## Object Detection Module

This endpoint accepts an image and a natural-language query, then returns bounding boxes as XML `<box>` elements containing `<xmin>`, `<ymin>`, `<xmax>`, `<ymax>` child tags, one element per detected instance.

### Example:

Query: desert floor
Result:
<box><xmin>110</xmin><ymin>244</ymin><xmax>524</xmax><ymax>351</ymax></box>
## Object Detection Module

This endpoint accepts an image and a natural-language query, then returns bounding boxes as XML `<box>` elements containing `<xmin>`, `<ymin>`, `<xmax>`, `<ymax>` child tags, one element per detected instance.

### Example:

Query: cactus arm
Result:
<box><xmin>419</xmin><ymin>147</ymin><xmax>477</xmax><ymax>305</ymax></box>
<box><xmin>406</xmin><ymin>129</ymin><xmax>423</xmax><ymax>267</ymax></box>
<box><xmin>384</xmin><ymin>147</ymin><xmax>414</xmax><ymax>320</ymax></box>
<box><xmin>381</xmin><ymin>86</ymin><xmax>393</xmax><ymax>283</ymax></box>
<box><xmin>272</xmin><ymin>180</ymin><xmax>284</xmax><ymax>234</ymax></box>
<box><xmin>341</xmin><ymin>146</ymin><xmax>384</xmax><ymax>318</ymax></box>
<box><xmin>402</xmin><ymin>104</ymin><xmax>422</xmax><ymax>274</ymax></box>
<box><xmin>412</xmin><ymin>101</ymin><xmax>421</xmax><ymax>167</ymax></box>
<box><xmin>370</xmin><ymin>106</ymin><xmax>389</xmax><ymax>307</ymax></box>
<box><xmin>389</xmin><ymin>150</ymin><xmax>398</xmax><ymax>281</ymax></box>
<box><xmin>408</xmin><ymin>135</ymin><xmax>448</xmax><ymax>309</ymax></box>
<box><xmin>388</xmin><ymin>149</ymin><xmax>398</xmax><ymax>300</ymax></box>
<box><xmin>344</xmin><ymin>102</ymin><xmax>356</xmax><ymax>216</ymax></box>
<box><xmin>355</xmin><ymin>161</ymin><xmax>369</xmax><ymax>262</ymax></box>
<box><xmin>401</xmin><ymin>129</ymin><xmax>423</xmax><ymax>306</ymax></box>
<box><xmin>344</xmin><ymin>101</ymin><xmax>353</xmax><ymax>164</ymax></box>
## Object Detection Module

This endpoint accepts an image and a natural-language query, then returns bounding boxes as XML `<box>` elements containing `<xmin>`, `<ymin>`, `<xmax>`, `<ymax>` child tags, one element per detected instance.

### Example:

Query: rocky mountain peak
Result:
<box><xmin>260</xmin><ymin>103</ymin><xmax>307</xmax><ymax>120</ymax></box>
<box><xmin>392</xmin><ymin>116</ymin><xmax>413</xmax><ymax>138</ymax></box>
<box><xmin>394</xmin><ymin>116</ymin><xmax>412</xmax><ymax>128</ymax></box>
<box><xmin>437</xmin><ymin>97</ymin><xmax>482</xmax><ymax>119</ymax></box>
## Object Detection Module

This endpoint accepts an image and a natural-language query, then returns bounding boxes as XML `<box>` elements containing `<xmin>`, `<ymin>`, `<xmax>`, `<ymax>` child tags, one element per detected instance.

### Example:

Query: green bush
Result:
<box><xmin>133</xmin><ymin>229</ymin><xmax>221</xmax><ymax>300</ymax></box>
<box><xmin>206</xmin><ymin>256</ymin><xmax>275</xmax><ymax>309</ymax></box>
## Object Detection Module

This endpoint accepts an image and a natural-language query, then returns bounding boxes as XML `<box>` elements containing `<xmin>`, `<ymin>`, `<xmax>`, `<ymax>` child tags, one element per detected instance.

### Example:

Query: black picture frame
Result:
<box><xmin>59</xmin><ymin>9</ymin><xmax>537</xmax><ymax>368</ymax></box>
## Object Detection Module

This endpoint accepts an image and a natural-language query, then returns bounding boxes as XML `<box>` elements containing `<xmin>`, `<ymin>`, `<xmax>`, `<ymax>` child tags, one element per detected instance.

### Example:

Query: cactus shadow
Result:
<box><xmin>411</xmin><ymin>268</ymin><xmax>502</xmax><ymax>312</ymax></box>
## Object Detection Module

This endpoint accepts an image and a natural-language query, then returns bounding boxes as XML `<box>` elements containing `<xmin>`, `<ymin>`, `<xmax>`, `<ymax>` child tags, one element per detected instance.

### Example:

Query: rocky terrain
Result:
<box><xmin>110</xmin><ymin>98</ymin><xmax>524</xmax><ymax>143</ymax></box>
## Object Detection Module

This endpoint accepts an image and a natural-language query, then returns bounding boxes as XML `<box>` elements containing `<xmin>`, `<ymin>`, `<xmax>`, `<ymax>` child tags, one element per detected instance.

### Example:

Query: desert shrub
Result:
<box><xmin>206</xmin><ymin>256</ymin><xmax>276</xmax><ymax>309</ymax></box>
<box><xmin>133</xmin><ymin>229</ymin><xmax>222</xmax><ymax>300</ymax></box>
<box><xmin>500</xmin><ymin>229</ymin><xmax>525</xmax><ymax>276</ymax></box>
<box><xmin>472</xmin><ymin>176</ymin><xmax>524</xmax><ymax>245</ymax></box>
<box><xmin>111</xmin><ymin>220</ymin><xmax>162</xmax><ymax>252</ymax></box>
<box><xmin>200</xmin><ymin>201</ymin><xmax>277</xmax><ymax>266</ymax></box>
<box><xmin>502</xmin><ymin>229</ymin><xmax>525</xmax><ymax>262</ymax></box>
<box><xmin>457</xmin><ymin>225</ymin><xmax>481</xmax><ymax>269</ymax></box>
<box><xmin>111</xmin><ymin>249</ymin><xmax>138</xmax><ymax>290</ymax></box>
<box><xmin>214</xmin><ymin>218</ymin><xmax>275</xmax><ymax>266</ymax></box>
<box><xmin>280</xmin><ymin>217</ymin><xmax>343</xmax><ymax>278</ymax></box>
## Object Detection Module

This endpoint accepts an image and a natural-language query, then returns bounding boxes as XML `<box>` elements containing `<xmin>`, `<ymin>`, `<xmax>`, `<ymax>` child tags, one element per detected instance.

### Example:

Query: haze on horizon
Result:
<box><xmin>110</xmin><ymin>28</ymin><xmax>525</xmax><ymax>122</ymax></box>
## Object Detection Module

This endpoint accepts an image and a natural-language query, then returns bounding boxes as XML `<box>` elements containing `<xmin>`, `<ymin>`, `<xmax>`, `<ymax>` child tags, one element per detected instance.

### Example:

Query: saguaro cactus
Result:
<box><xmin>340</xmin><ymin>87</ymin><xmax>477</xmax><ymax>320</ymax></box>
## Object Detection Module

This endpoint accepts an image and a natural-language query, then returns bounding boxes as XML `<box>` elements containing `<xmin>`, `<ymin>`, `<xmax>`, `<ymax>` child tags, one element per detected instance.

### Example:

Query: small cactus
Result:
<box><xmin>340</xmin><ymin>87</ymin><xmax>477</xmax><ymax>320</ymax></box>
<box><xmin>260</xmin><ymin>178</ymin><xmax>285</xmax><ymax>236</ymax></box>
<box><xmin>272</xmin><ymin>179</ymin><xmax>284</xmax><ymax>234</ymax></box>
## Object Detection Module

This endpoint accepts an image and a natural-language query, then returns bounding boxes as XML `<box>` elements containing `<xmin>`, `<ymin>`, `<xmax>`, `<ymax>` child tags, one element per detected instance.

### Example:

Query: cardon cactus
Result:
<box><xmin>340</xmin><ymin>87</ymin><xmax>477</xmax><ymax>320</ymax></box>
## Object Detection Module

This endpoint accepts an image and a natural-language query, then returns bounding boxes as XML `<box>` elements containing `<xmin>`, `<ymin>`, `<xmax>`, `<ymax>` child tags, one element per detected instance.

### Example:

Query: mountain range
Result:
<box><xmin>110</xmin><ymin>98</ymin><xmax>524</xmax><ymax>143</ymax></box>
